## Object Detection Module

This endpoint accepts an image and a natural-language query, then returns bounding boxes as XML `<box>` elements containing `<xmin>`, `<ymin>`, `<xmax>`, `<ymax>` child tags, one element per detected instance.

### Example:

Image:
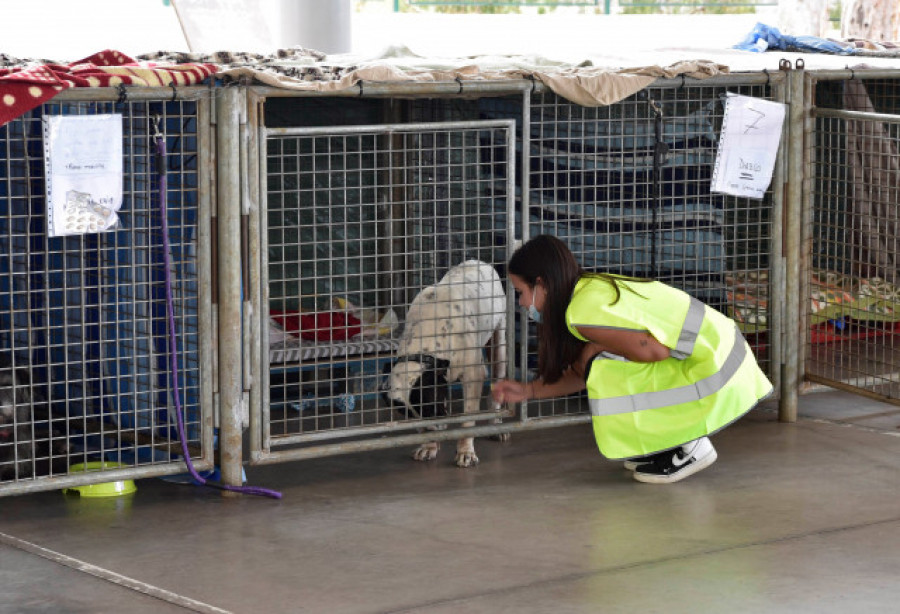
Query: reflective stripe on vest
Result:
<box><xmin>574</xmin><ymin>294</ymin><xmax>705</xmax><ymax>360</ymax></box>
<box><xmin>671</xmin><ymin>296</ymin><xmax>705</xmax><ymax>357</ymax></box>
<box><xmin>589</xmin><ymin>324</ymin><xmax>747</xmax><ymax>416</ymax></box>
<box><xmin>670</xmin><ymin>296</ymin><xmax>705</xmax><ymax>360</ymax></box>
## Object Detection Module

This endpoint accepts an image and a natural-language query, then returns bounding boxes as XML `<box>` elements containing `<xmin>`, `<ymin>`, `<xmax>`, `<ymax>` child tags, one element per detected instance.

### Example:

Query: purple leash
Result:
<box><xmin>154</xmin><ymin>123</ymin><xmax>281</xmax><ymax>499</ymax></box>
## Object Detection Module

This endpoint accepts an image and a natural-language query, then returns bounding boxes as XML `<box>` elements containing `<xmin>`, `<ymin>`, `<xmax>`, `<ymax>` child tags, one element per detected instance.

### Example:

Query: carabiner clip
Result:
<box><xmin>152</xmin><ymin>114</ymin><xmax>163</xmax><ymax>139</ymax></box>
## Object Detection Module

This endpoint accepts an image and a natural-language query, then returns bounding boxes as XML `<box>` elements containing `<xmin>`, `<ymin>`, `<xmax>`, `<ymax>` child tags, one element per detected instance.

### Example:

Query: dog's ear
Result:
<box><xmin>382</xmin><ymin>360</ymin><xmax>422</xmax><ymax>419</ymax></box>
<box><xmin>382</xmin><ymin>359</ymin><xmax>449</xmax><ymax>420</ymax></box>
<box><xmin>415</xmin><ymin>367</ymin><xmax>449</xmax><ymax>419</ymax></box>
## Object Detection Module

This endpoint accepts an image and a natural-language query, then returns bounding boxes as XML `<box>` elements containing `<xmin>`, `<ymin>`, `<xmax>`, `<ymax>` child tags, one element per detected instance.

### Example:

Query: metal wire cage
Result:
<box><xmin>0</xmin><ymin>91</ymin><xmax>213</xmax><ymax>495</ymax></box>
<box><xmin>806</xmin><ymin>73</ymin><xmax>900</xmax><ymax>406</ymax></box>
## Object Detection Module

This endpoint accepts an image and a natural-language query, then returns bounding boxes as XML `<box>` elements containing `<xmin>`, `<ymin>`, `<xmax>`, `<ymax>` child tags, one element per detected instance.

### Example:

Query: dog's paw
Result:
<box><xmin>455</xmin><ymin>450</ymin><xmax>479</xmax><ymax>468</ymax></box>
<box><xmin>412</xmin><ymin>442</ymin><xmax>439</xmax><ymax>462</ymax></box>
<box><xmin>490</xmin><ymin>417</ymin><xmax>511</xmax><ymax>442</ymax></box>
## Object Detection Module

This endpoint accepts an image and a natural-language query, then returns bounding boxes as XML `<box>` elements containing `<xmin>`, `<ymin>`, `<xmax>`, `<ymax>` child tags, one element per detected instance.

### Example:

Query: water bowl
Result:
<box><xmin>63</xmin><ymin>461</ymin><xmax>137</xmax><ymax>498</ymax></box>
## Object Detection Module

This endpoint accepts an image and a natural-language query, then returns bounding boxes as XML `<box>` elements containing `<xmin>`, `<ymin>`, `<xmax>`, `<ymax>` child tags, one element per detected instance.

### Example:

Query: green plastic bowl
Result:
<box><xmin>63</xmin><ymin>462</ymin><xmax>137</xmax><ymax>498</ymax></box>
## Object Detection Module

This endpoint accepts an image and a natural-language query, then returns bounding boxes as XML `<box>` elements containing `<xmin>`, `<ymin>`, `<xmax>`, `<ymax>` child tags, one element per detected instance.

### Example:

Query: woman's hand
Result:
<box><xmin>492</xmin><ymin>379</ymin><xmax>530</xmax><ymax>404</ymax></box>
<box><xmin>493</xmin><ymin>372</ymin><xmax>586</xmax><ymax>404</ymax></box>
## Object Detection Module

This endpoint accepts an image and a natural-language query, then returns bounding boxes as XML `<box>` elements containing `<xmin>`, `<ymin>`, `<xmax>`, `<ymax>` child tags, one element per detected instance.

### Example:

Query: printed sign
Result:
<box><xmin>710</xmin><ymin>94</ymin><xmax>786</xmax><ymax>200</ymax></box>
<box><xmin>42</xmin><ymin>114</ymin><xmax>123</xmax><ymax>237</ymax></box>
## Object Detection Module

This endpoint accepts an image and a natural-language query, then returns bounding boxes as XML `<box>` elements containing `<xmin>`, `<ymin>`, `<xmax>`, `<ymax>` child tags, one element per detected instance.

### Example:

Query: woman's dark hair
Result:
<box><xmin>508</xmin><ymin>235</ymin><xmax>642</xmax><ymax>384</ymax></box>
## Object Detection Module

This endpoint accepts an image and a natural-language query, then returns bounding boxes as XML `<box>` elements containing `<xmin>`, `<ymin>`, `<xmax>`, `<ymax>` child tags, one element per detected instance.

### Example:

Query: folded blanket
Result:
<box><xmin>0</xmin><ymin>49</ymin><xmax>218</xmax><ymax>127</ymax></box>
<box><xmin>270</xmin><ymin>309</ymin><xmax>363</xmax><ymax>342</ymax></box>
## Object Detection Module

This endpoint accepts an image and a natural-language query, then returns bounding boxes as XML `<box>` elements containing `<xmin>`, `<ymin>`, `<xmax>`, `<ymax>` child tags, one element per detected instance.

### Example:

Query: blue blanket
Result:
<box><xmin>734</xmin><ymin>22</ymin><xmax>856</xmax><ymax>55</ymax></box>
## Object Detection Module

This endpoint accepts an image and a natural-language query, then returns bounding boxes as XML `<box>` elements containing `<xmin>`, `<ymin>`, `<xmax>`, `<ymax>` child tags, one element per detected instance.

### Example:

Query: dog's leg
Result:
<box><xmin>454</xmin><ymin>369</ymin><xmax>483</xmax><ymax>468</ymax></box>
<box><xmin>487</xmin><ymin>324</ymin><xmax>511</xmax><ymax>443</ymax></box>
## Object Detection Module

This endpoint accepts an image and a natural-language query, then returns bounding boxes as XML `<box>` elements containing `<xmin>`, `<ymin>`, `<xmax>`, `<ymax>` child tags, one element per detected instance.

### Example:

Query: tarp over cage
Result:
<box><xmin>130</xmin><ymin>26</ymin><xmax>900</xmax><ymax>107</ymax></box>
<box><xmin>141</xmin><ymin>46</ymin><xmax>730</xmax><ymax>107</ymax></box>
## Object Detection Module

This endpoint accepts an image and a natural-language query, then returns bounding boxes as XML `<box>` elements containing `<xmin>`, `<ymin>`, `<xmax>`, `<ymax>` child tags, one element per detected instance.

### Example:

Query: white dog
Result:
<box><xmin>383</xmin><ymin>260</ymin><xmax>507</xmax><ymax>467</ymax></box>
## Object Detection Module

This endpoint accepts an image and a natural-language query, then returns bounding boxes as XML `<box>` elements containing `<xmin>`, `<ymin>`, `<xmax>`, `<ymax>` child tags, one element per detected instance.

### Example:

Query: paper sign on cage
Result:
<box><xmin>42</xmin><ymin>114</ymin><xmax>123</xmax><ymax>237</ymax></box>
<box><xmin>710</xmin><ymin>94</ymin><xmax>786</xmax><ymax>200</ymax></box>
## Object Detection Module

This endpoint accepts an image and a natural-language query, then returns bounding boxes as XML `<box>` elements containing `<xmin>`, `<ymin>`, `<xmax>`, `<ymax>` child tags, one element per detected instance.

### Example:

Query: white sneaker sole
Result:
<box><xmin>632</xmin><ymin>448</ymin><xmax>718</xmax><ymax>484</ymax></box>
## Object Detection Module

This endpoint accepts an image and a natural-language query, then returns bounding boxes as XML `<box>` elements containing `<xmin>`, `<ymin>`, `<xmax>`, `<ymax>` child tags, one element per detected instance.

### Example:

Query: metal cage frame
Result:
<box><xmin>246</xmin><ymin>87</ymin><xmax>524</xmax><ymax>464</ymax></box>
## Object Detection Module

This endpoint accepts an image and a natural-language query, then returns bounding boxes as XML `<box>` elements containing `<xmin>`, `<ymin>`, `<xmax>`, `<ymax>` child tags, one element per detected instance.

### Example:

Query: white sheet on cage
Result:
<box><xmin>42</xmin><ymin>114</ymin><xmax>123</xmax><ymax>237</ymax></box>
<box><xmin>710</xmin><ymin>93</ymin><xmax>785</xmax><ymax>200</ymax></box>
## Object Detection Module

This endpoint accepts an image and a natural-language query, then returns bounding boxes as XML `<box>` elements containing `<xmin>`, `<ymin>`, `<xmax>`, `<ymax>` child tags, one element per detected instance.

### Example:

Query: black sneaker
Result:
<box><xmin>632</xmin><ymin>437</ymin><xmax>717</xmax><ymax>484</ymax></box>
<box><xmin>623</xmin><ymin>450</ymin><xmax>668</xmax><ymax>471</ymax></box>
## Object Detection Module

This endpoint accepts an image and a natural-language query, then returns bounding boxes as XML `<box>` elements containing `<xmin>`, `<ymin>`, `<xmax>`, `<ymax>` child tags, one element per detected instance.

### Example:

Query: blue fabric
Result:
<box><xmin>734</xmin><ymin>22</ymin><xmax>855</xmax><ymax>55</ymax></box>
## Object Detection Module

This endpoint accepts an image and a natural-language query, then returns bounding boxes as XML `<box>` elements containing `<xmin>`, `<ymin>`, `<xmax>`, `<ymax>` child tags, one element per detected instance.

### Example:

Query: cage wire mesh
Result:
<box><xmin>808</xmin><ymin>76</ymin><xmax>900</xmax><ymax>403</ymax></box>
<box><xmin>0</xmin><ymin>96</ymin><xmax>205</xmax><ymax>489</ymax></box>
<box><xmin>481</xmin><ymin>83</ymin><xmax>779</xmax><ymax>420</ymax></box>
<box><xmin>262</xmin><ymin>116</ymin><xmax>514</xmax><ymax>449</ymax></box>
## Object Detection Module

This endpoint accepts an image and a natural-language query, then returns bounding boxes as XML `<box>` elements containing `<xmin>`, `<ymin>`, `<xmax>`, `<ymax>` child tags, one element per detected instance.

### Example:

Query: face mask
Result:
<box><xmin>528</xmin><ymin>291</ymin><xmax>542</xmax><ymax>323</ymax></box>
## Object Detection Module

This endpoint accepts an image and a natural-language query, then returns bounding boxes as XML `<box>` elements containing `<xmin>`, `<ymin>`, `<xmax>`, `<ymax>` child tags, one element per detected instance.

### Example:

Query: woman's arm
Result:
<box><xmin>492</xmin><ymin>368</ymin><xmax>586</xmax><ymax>404</ymax></box>
<box><xmin>575</xmin><ymin>325</ymin><xmax>669</xmax><ymax>363</ymax></box>
<box><xmin>529</xmin><ymin>368</ymin><xmax>587</xmax><ymax>399</ymax></box>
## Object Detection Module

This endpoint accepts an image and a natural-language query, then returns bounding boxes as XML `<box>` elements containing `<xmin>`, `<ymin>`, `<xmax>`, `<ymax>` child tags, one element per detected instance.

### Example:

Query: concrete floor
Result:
<box><xmin>2</xmin><ymin>389</ymin><xmax>899</xmax><ymax>614</ymax></box>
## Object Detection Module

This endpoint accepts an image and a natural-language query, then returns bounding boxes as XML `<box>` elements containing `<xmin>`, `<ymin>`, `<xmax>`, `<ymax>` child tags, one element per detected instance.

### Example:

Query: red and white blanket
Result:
<box><xmin>0</xmin><ymin>49</ymin><xmax>218</xmax><ymax>127</ymax></box>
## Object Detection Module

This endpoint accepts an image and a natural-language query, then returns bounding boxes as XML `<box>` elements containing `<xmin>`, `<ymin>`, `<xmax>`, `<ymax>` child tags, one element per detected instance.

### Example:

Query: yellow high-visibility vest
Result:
<box><xmin>566</xmin><ymin>276</ymin><xmax>773</xmax><ymax>460</ymax></box>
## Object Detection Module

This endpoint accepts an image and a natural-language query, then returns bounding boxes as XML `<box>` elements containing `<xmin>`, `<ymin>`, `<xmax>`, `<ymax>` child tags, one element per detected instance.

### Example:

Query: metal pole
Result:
<box><xmin>779</xmin><ymin>66</ymin><xmax>803</xmax><ymax>423</ymax></box>
<box><xmin>216</xmin><ymin>86</ymin><xmax>246</xmax><ymax>491</ymax></box>
<box><xmin>768</xmin><ymin>76</ymin><xmax>787</xmax><ymax>397</ymax></box>
<box><xmin>249</xmin><ymin>73</ymin><xmax>777</xmax><ymax>102</ymax></box>
<box><xmin>814</xmin><ymin>107</ymin><xmax>900</xmax><ymax>123</ymax></box>
<box><xmin>520</xmin><ymin>88</ymin><xmax>532</xmax><ymax>422</ymax></box>
<box><xmin>198</xmin><ymin>91</ymin><xmax>217</xmax><ymax>463</ymax></box>
<box><xmin>246</xmin><ymin>91</ymin><xmax>263</xmax><ymax>459</ymax></box>
<box><xmin>798</xmin><ymin>70</ymin><xmax>815</xmax><ymax>401</ymax></box>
